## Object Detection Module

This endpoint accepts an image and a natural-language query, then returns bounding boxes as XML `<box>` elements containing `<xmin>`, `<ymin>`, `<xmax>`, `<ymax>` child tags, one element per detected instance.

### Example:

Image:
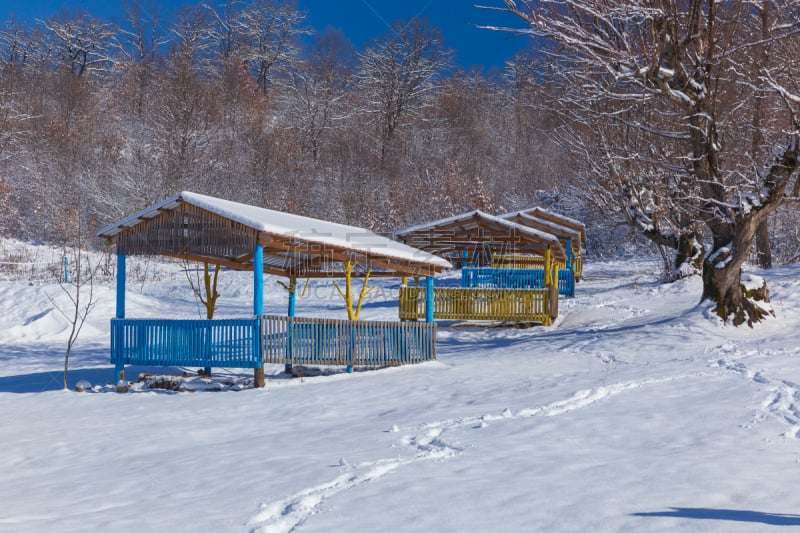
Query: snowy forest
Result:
<box><xmin>3</xmin><ymin>1</ymin><xmax>800</xmax><ymax>320</ymax></box>
<box><xmin>0</xmin><ymin>1</ymin><xmax>572</xmax><ymax>243</ymax></box>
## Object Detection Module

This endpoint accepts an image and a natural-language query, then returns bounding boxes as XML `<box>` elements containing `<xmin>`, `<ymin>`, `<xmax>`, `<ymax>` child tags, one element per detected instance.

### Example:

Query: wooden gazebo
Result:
<box><xmin>394</xmin><ymin>210</ymin><xmax>567</xmax><ymax>266</ymax></box>
<box><xmin>499</xmin><ymin>208</ymin><xmax>585</xmax><ymax>280</ymax></box>
<box><xmin>519</xmin><ymin>207</ymin><xmax>586</xmax><ymax>244</ymax></box>
<box><xmin>97</xmin><ymin>191</ymin><xmax>451</xmax><ymax>387</ymax></box>
<box><xmin>393</xmin><ymin>211</ymin><xmax>567</xmax><ymax>324</ymax></box>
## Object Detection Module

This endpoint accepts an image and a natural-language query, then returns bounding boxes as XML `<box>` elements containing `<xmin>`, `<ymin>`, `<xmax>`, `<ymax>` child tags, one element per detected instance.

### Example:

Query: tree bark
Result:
<box><xmin>702</xmin><ymin>259</ymin><xmax>772</xmax><ymax>327</ymax></box>
<box><xmin>755</xmin><ymin>220</ymin><xmax>772</xmax><ymax>269</ymax></box>
<box><xmin>674</xmin><ymin>231</ymin><xmax>704</xmax><ymax>280</ymax></box>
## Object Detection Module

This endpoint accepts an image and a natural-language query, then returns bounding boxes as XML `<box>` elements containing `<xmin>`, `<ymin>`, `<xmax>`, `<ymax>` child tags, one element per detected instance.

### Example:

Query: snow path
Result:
<box><xmin>711</xmin><ymin>346</ymin><xmax>800</xmax><ymax>440</ymax></box>
<box><xmin>247</xmin><ymin>373</ymin><xmax>702</xmax><ymax>533</ymax></box>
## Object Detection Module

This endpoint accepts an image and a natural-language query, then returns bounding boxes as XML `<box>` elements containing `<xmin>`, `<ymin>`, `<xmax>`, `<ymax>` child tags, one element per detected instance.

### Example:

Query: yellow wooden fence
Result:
<box><xmin>399</xmin><ymin>286</ymin><xmax>558</xmax><ymax>325</ymax></box>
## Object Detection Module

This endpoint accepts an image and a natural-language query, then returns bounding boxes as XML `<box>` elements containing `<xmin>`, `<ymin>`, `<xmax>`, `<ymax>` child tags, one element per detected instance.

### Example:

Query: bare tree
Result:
<box><xmin>488</xmin><ymin>0</ymin><xmax>800</xmax><ymax>325</ymax></box>
<box><xmin>117</xmin><ymin>0</ymin><xmax>170</xmax><ymax>115</ymax></box>
<box><xmin>183</xmin><ymin>260</ymin><xmax>221</xmax><ymax>319</ymax></box>
<box><xmin>39</xmin><ymin>11</ymin><xmax>118</xmax><ymax>77</ymax></box>
<box><xmin>0</xmin><ymin>21</ymin><xmax>34</xmax><ymax>163</ymax></box>
<box><xmin>357</xmin><ymin>18</ymin><xmax>452</xmax><ymax>166</ymax></box>
<box><xmin>232</xmin><ymin>0</ymin><xmax>309</xmax><ymax>97</ymax></box>
<box><xmin>284</xmin><ymin>28</ymin><xmax>354</xmax><ymax>161</ymax></box>
<box><xmin>47</xmin><ymin>208</ymin><xmax>98</xmax><ymax>390</ymax></box>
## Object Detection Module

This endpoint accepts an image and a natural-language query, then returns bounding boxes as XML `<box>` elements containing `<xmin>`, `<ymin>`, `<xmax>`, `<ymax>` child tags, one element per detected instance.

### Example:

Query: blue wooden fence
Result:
<box><xmin>261</xmin><ymin>315</ymin><xmax>436</xmax><ymax>367</ymax></box>
<box><xmin>111</xmin><ymin>318</ymin><xmax>262</xmax><ymax>369</ymax></box>
<box><xmin>110</xmin><ymin>315</ymin><xmax>436</xmax><ymax>376</ymax></box>
<box><xmin>461</xmin><ymin>267</ymin><xmax>575</xmax><ymax>296</ymax></box>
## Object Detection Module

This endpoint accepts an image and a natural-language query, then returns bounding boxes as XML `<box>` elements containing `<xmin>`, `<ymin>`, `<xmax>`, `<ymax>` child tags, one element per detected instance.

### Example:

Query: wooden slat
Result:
<box><xmin>462</xmin><ymin>267</ymin><xmax>575</xmax><ymax>296</ymax></box>
<box><xmin>396</xmin><ymin>212</ymin><xmax>568</xmax><ymax>263</ymax></box>
<box><xmin>117</xmin><ymin>203</ymin><xmax>258</xmax><ymax>260</ymax></box>
<box><xmin>110</xmin><ymin>318</ymin><xmax>261</xmax><ymax>368</ymax></box>
<box><xmin>399</xmin><ymin>287</ymin><xmax>555</xmax><ymax>324</ymax></box>
<box><xmin>260</xmin><ymin>315</ymin><xmax>436</xmax><ymax>367</ymax></box>
<box><xmin>522</xmin><ymin>207</ymin><xmax>587</xmax><ymax>243</ymax></box>
<box><xmin>257</xmin><ymin>235</ymin><xmax>442</xmax><ymax>278</ymax></box>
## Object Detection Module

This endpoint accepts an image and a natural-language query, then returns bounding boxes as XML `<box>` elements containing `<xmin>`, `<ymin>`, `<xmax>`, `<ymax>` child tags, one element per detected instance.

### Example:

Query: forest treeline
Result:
<box><xmin>4</xmin><ymin>0</ymin><xmax>800</xmax><ymax>280</ymax></box>
<box><xmin>0</xmin><ymin>1</ymin><xmax>578</xmax><ymax>250</ymax></box>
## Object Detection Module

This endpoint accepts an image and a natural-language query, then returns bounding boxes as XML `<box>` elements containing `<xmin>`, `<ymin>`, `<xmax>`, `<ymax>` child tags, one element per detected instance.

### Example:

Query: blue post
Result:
<box><xmin>63</xmin><ymin>256</ymin><xmax>68</xmax><ymax>283</ymax></box>
<box><xmin>286</xmin><ymin>277</ymin><xmax>296</xmax><ymax>373</ymax></box>
<box><xmin>288</xmin><ymin>280</ymin><xmax>297</xmax><ymax>317</ymax></box>
<box><xmin>425</xmin><ymin>276</ymin><xmax>434</xmax><ymax>323</ymax></box>
<box><xmin>114</xmin><ymin>253</ymin><xmax>126</xmax><ymax>383</ymax></box>
<box><xmin>253</xmin><ymin>244</ymin><xmax>264</xmax><ymax>315</ymax></box>
<box><xmin>253</xmin><ymin>244</ymin><xmax>265</xmax><ymax>386</ymax></box>
<box><xmin>346</xmin><ymin>326</ymin><xmax>354</xmax><ymax>373</ymax></box>
<box><xmin>566</xmin><ymin>238</ymin><xmax>573</xmax><ymax>271</ymax></box>
<box><xmin>116</xmin><ymin>254</ymin><xmax>126</xmax><ymax>319</ymax></box>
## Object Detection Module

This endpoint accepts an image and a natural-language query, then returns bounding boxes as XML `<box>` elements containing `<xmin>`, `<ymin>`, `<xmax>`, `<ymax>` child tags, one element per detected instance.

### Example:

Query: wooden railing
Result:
<box><xmin>461</xmin><ymin>267</ymin><xmax>575</xmax><ymax>296</ymax></box>
<box><xmin>110</xmin><ymin>315</ymin><xmax>436</xmax><ymax>374</ymax></box>
<box><xmin>261</xmin><ymin>315</ymin><xmax>436</xmax><ymax>367</ymax></box>
<box><xmin>492</xmin><ymin>253</ymin><xmax>583</xmax><ymax>279</ymax></box>
<box><xmin>399</xmin><ymin>286</ymin><xmax>558</xmax><ymax>324</ymax></box>
<box><xmin>111</xmin><ymin>318</ymin><xmax>262</xmax><ymax>369</ymax></box>
<box><xmin>491</xmin><ymin>254</ymin><xmax>555</xmax><ymax>269</ymax></box>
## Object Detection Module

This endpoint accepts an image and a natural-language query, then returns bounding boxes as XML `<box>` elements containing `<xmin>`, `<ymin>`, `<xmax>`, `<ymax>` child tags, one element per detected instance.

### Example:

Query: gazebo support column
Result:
<box><xmin>286</xmin><ymin>277</ymin><xmax>296</xmax><ymax>374</ymax></box>
<box><xmin>566</xmin><ymin>238</ymin><xmax>572</xmax><ymax>270</ymax></box>
<box><xmin>253</xmin><ymin>244</ymin><xmax>265</xmax><ymax>388</ymax></box>
<box><xmin>425</xmin><ymin>276</ymin><xmax>434</xmax><ymax>323</ymax></box>
<box><xmin>114</xmin><ymin>253</ymin><xmax>126</xmax><ymax>383</ymax></box>
<box><xmin>565</xmin><ymin>238</ymin><xmax>575</xmax><ymax>297</ymax></box>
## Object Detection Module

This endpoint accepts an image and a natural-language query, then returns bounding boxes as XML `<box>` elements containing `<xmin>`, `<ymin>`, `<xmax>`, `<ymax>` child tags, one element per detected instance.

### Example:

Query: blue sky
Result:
<box><xmin>0</xmin><ymin>0</ymin><xmax>531</xmax><ymax>72</ymax></box>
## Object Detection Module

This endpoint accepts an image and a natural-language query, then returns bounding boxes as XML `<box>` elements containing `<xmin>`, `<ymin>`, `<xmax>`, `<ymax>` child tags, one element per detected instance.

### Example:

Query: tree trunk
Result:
<box><xmin>702</xmin><ymin>262</ymin><xmax>772</xmax><ymax>327</ymax></box>
<box><xmin>702</xmin><ymin>219</ymin><xmax>774</xmax><ymax>327</ymax></box>
<box><xmin>754</xmin><ymin>220</ymin><xmax>772</xmax><ymax>269</ymax></box>
<box><xmin>673</xmin><ymin>231</ymin><xmax>704</xmax><ymax>280</ymax></box>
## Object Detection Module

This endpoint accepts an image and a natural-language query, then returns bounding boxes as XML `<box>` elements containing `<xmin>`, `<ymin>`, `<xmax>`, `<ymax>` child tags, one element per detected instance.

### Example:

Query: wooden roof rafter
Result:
<box><xmin>97</xmin><ymin>191</ymin><xmax>451</xmax><ymax>279</ymax></box>
<box><xmin>501</xmin><ymin>212</ymin><xmax>583</xmax><ymax>252</ymax></box>
<box><xmin>517</xmin><ymin>207</ymin><xmax>587</xmax><ymax>243</ymax></box>
<box><xmin>395</xmin><ymin>210</ymin><xmax>567</xmax><ymax>262</ymax></box>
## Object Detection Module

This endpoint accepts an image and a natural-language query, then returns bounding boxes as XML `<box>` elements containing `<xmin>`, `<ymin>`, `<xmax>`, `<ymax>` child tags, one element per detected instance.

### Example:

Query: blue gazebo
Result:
<box><xmin>97</xmin><ymin>192</ymin><xmax>451</xmax><ymax>387</ymax></box>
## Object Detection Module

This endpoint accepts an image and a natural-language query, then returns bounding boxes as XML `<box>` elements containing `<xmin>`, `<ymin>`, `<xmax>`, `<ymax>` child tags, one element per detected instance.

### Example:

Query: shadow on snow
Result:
<box><xmin>632</xmin><ymin>507</ymin><xmax>800</xmax><ymax>526</ymax></box>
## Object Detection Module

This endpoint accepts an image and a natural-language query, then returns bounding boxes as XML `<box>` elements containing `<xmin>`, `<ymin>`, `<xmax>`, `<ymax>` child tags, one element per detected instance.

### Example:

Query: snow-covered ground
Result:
<box><xmin>2</xmin><ymin>253</ymin><xmax>800</xmax><ymax>532</ymax></box>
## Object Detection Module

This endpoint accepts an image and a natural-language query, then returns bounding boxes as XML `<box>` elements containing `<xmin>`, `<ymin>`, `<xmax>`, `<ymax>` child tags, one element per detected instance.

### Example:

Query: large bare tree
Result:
<box><xmin>489</xmin><ymin>0</ymin><xmax>800</xmax><ymax>325</ymax></box>
<box><xmin>283</xmin><ymin>28</ymin><xmax>354</xmax><ymax>161</ymax></box>
<box><xmin>357</xmin><ymin>18</ymin><xmax>452</xmax><ymax>167</ymax></box>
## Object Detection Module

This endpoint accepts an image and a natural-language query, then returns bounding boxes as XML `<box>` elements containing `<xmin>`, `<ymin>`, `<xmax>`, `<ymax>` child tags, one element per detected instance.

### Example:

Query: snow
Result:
<box><xmin>708</xmin><ymin>242</ymin><xmax>734</xmax><ymax>269</ymax></box>
<box><xmin>4</xmin><ymin>255</ymin><xmax>800</xmax><ymax>531</ymax></box>
<box><xmin>742</xmin><ymin>273</ymin><xmax>765</xmax><ymax>292</ymax></box>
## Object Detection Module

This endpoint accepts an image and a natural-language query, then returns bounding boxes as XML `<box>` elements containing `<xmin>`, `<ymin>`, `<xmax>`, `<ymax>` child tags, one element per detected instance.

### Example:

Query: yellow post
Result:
<box><xmin>354</xmin><ymin>270</ymin><xmax>372</xmax><ymax>320</ymax></box>
<box><xmin>553</xmin><ymin>262</ymin><xmax>560</xmax><ymax>292</ymax></box>
<box><xmin>544</xmin><ymin>247</ymin><xmax>552</xmax><ymax>287</ymax></box>
<box><xmin>333</xmin><ymin>259</ymin><xmax>372</xmax><ymax>321</ymax></box>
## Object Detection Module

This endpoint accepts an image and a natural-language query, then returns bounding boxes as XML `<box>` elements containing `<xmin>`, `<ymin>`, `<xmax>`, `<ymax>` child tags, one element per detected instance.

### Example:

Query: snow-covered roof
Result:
<box><xmin>394</xmin><ymin>210</ymin><xmax>567</xmax><ymax>262</ymax></box>
<box><xmin>514</xmin><ymin>207</ymin><xmax>587</xmax><ymax>243</ymax></box>
<box><xmin>500</xmin><ymin>211</ymin><xmax>582</xmax><ymax>250</ymax></box>
<box><xmin>97</xmin><ymin>191</ymin><xmax>451</xmax><ymax>278</ymax></box>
